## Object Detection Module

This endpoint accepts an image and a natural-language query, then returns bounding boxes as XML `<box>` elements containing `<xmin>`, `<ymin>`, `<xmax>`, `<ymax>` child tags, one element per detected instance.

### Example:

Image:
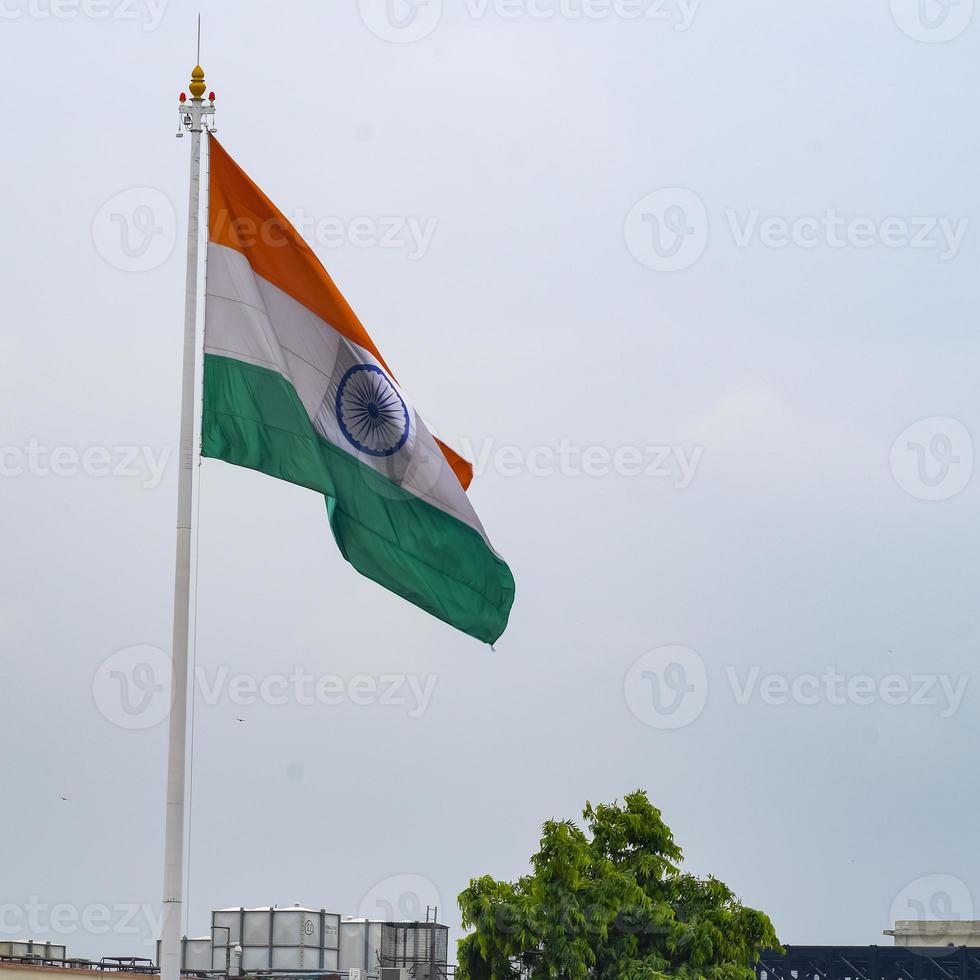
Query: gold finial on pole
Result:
<box><xmin>189</xmin><ymin>64</ymin><xmax>206</xmax><ymax>100</ymax></box>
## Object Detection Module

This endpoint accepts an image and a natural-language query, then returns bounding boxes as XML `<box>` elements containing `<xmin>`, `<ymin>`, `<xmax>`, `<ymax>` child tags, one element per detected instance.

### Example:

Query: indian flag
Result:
<box><xmin>201</xmin><ymin>137</ymin><xmax>515</xmax><ymax>644</ymax></box>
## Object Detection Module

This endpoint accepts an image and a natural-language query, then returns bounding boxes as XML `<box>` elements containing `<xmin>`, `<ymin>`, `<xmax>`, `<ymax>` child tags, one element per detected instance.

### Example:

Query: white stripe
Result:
<box><xmin>204</xmin><ymin>243</ymin><xmax>491</xmax><ymax>547</ymax></box>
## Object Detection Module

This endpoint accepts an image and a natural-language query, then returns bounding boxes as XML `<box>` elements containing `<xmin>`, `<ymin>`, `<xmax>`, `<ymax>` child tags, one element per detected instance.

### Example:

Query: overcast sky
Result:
<box><xmin>2</xmin><ymin>0</ymin><xmax>980</xmax><ymax>964</ymax></box>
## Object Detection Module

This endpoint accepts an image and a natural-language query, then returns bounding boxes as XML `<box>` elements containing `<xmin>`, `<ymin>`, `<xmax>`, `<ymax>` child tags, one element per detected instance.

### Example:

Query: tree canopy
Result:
<box><xmin>457</xmin><ymin>790</ymin><xmax>779</xmax><ymax>980</ymax></box>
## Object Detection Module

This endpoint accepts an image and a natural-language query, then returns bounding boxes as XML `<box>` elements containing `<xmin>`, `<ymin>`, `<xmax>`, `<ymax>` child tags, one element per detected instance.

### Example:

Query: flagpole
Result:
<box><xmin>161</xmin><ymin>62</ymin><xmax>212</xmax><ymax>980</ymax></box>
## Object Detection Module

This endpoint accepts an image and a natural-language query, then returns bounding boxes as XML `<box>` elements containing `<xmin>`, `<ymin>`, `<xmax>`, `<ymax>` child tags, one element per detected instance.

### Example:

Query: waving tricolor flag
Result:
<box><xmin>201</xmin><ymin>138</ymin><xmax>515</xmax><ymax>644</ymax></box>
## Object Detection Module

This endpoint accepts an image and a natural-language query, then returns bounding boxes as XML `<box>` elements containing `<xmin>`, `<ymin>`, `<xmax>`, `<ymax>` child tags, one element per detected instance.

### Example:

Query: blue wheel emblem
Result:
<box><xmin>335</xmin><ymin>364</ymin><xmax>410</xmax><ymax>457</ymax></box>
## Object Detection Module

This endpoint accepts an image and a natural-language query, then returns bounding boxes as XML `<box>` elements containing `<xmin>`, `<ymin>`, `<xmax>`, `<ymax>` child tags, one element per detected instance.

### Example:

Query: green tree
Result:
<box><xmin>457</xmin><ymin>791</ymin><xmax>779</xmax><ymax>980</ymax></box>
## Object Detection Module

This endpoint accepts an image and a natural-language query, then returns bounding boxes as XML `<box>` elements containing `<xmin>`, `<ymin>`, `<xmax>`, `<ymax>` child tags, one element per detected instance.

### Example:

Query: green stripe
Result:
<box><xmin>201</xmin><ymin>353</ymin><xmax>515</xmax><ymax>644</ymax></box>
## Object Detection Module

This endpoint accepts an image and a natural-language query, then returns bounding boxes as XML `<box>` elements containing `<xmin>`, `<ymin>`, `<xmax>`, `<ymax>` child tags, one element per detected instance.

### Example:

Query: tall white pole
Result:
<box><xmin>161</xmin><ymin>65</ymin><xmax>211</xmax><ymax>980</ymax></box>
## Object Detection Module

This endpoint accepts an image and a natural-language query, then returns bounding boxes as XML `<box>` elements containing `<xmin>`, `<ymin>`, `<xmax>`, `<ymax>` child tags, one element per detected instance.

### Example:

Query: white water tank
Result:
<box><xmin>211</xmin><ymin>906</ymin><xmax>340</xmax><ymax>972</ymax></box>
